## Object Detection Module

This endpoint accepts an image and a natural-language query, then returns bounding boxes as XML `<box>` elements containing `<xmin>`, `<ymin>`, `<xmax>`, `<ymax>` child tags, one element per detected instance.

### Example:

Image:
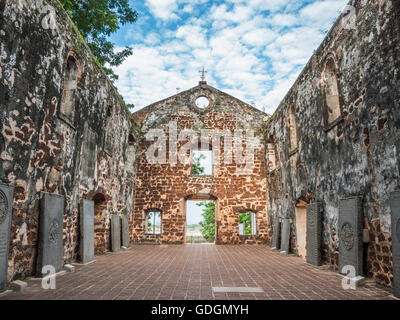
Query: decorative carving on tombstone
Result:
<box><xmin>37</xmin><ymin>193</ymin><xmax>64</xmax><ymax>275</ymax></box>
<box><xmin>338</xmin><ymin>197</ymin><xmax>363</xmax><ymax>277</ymax></box>
<box><xmin>0</xmin><ymin>184</ymin><xmax>14</xmax><ymax>292</ymax></box>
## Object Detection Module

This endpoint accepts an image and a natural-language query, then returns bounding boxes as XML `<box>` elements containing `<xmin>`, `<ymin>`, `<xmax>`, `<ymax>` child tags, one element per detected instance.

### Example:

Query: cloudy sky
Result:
<box><xmin>111</xmin><ymin>0</ymin><xmax>349</xmax><ymax>114</ymax></box>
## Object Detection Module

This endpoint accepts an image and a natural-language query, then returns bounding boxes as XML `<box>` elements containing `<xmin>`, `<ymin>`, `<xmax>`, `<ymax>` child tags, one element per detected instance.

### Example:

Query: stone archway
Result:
<box><xmin>92</xmin><ymin>193</ymin><xmax>108</xmax><ymax>254</ymax></box>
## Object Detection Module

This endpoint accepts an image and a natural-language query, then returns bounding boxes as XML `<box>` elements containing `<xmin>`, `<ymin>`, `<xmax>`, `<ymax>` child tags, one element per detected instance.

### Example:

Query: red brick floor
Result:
<box><xmin>0</xmin><ymin>245</ymin><xmax>396</xmax><ymax>300</ymax></box>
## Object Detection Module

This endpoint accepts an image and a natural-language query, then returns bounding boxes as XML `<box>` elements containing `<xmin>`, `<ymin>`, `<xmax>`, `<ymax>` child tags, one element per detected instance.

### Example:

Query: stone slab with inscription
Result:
<box><xmin>80</xmin><ymin>199</ymin><xmax>95</xmax><ymax>264</ymax></box>
<box><xmin>338</xmin><ymin>197</ymin><xmax>363</xmax><ymax>277</ymax></box>
<box><xmin>37</xmin><ymin>193</ymin><xmax>64</xmax><ymax>276</ymax></box>
<box><xmin>111</xmin><ymin>214</ymin><xmax>121</xmax><ymax>252</ymax></box>
<box><xmin>0</xmin><ymin>184</ymin><xmax>14</xmax><ymax>291</ymax></box>
<box><xmin>390</xmin><ymin>191</ymin><xmax>400</xmax><ymax>298</ymax></box>
<box><xmin>306</xmin><ymin>202</ymin><xmax>322</xmax><ymax>266</ymax></box>
<box><xmin>271</xmin><ymin>218</ymin><xmax>281</xmax><ymax>250</ymax></box>
<box><xmin>121</xmin><ymin>215</ymin><xmax>130</xmax><ymax>248</ymax></box>
<box><xmin>280</xmin><ymin>219</ymin><xmax>290</xmax><ymax>254</ymax></box>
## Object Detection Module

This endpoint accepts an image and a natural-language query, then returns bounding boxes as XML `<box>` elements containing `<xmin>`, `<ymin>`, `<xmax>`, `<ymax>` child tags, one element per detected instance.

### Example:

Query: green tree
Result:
<box><xmin>239</xmin><ymin>213</ymin><xmax>252</xmax><ymax>235</ymax></box>
<box><xmin>192</xmin><ymin>153</ymin><xmax>206</xmax><ymax>175</ymax></box>
<box><xmin>59</xmin><ymin>0</ymin><xmax>138</xmax><ymax>81</ymax></box>
<box><xmin>197</xmin><ymin>202</ymin><xmax>215</xmax><ymax>242</ymax></box>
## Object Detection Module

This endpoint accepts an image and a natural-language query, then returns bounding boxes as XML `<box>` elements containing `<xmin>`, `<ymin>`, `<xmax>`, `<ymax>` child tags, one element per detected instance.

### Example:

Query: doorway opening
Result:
<box><xmin>295</xmin><ymin>200</ymin><xmax>308</xmax><ymax>260</ymax></box>
<box><xmin>186</xmin><ymin>199</ymin><xmax>216</xmax><ymax>244</ymax></box>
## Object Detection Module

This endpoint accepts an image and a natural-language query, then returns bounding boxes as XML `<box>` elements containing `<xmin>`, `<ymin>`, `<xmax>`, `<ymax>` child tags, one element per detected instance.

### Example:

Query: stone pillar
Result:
<box><xmin>338</xmin><ymin>197</ymin><xmax>364</xmax><ymax>277</ymax></box>
<box><xmin>390</xmin><ymin>191</ymin><xmax>400</xmax><ymax>298</ymax></box>
<box><xmin>80</xmin><ymin>199</ymin><xmax>95</xmax><ymax>264</ymax></box>
<box><xmin>111</xmin><ymin>214</ymin><xmax>121</xmax><ymax>252</ymax></box>
<box><xmin>0</xmin><ymin>184</ymin><xmax>14</xmax><ymax>292</ymax></box>
<box><xmin>37</xmin><ymin>193</ymin><xmax>64</xmax><ymax>275</ymax></box>
<box><xmin>306</xmin><ymin>202</ymin><xmax>322</xmax><ymax>266</ymax></box>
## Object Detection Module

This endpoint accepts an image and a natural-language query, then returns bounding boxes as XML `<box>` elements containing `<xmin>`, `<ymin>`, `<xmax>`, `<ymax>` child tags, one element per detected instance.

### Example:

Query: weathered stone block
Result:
<box><xmin>271</xmin><ymin>218</ymin><xmax>281</xmax><ymax>250</ymax></box>
<box><xmin>37</xmin><ymin>193</ymin><xmax>64</xmax><ymax>275</ymax></box>
<box><xmin>389</xmin><ymin>191</ymin><xmax>400</xmax><ymax>298</ymax></box>
<box><xmin>338</xmin><ymin>197</ymin><xmax>364</xmax><ymax>277</ymax></box>
<box><xmin>280</xmin><ymin>219</ymin><xmax>290</xmax><ymax>255</ymax></box>
<box><xmin>306</xmin><ymin>202</ymin><xmax>322</xmax><ymax>266</ymax></box>
<box><xmin>80</xmin><ymin>199</ymin><xmax>95</xmax><ymax>264</ymax></box>
<box><xmin>121</xmin><ymin>215</ymin><xmax>130</xmax><ymax>248</ymax></box>
<box><xmin>0</xmin><ymin>184</ymin><xmax>14</xmax><ymax>292</ymax></box>
<box><xmin>111</xmin><ymin>214</ymin><xmax>121</xmax><ymax>252</ymax></box>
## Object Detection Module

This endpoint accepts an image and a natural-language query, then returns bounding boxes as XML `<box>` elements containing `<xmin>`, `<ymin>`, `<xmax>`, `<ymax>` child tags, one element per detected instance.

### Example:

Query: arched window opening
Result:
<box><xmin>323</xmin><ymin>58</ymin><xmax>341</xmax><ymax>125</ymax></box>
<box><xmin>60</xmin><ymin>55</ymin><xmax>79</xmax><ymax>124</ymax></box>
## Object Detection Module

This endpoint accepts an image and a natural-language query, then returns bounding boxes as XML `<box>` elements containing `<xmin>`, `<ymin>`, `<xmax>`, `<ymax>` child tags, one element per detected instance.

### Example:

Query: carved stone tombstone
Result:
<box><xmin>37</xmin><ymin>193</ymin><xmax>64</xmax><ymax>275</ymax></box>
<box><xmin>306</xmin><ymin>202</ymin><xmax>322</xmax><ymax>266</ymax></box>
<box><xmin>271</xmin><ymin>218</ymin><xmax>281</xmax><ymax>250</ymax></box>
<box><xmin>338</xmin><ymin>197</ymin><xmax>363</xmax><ymax>277</ymax></box>
<box><xmin>280</xmin><ymin>219</ymin><xmax>290</xmax><ymax>255</ymax></box>
<box><xmin>111</xmin><ymin>214</ymin><xmax>121</xmax><ymax>252</ymax></box>
<box><xmin>121</xmin><ymin>215</ymin><xmax>130</xmax><ymax>248</ymax></box>
<box><xmin>80</xmin><ymin>199</ymin><xmax>95</xmax><ymax>264</ymax></box>
<box><xmin>389</xmin><ymin>191</ymin><xmax>400</xmax><ymax>298</ymax></box>
<box><xmin>0</xmin><ymin>184</ymin><xmax>14</xmax><ymax>291</ymax></box>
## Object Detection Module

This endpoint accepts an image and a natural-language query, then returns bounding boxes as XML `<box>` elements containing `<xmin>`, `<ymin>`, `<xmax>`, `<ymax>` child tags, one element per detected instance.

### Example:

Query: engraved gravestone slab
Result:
<box><xmin>0</xmin><ymin>184</ymin><xmax>14</xmax><ymax>291</ymax></box>
<box><xmin>338</xmin><ymin>197</ymin><xmax>363</xmax><ymax>277</ymax></box>
<box><xmin>307</xmin><ymin>202</ymin><xmax>322</xmax><ymax>266</ymax></box>
<box><xmin>37</xmin><ymin>193</ymin><xmax>64</xmax><ymax>275</ymax></box>
<box><xmin>389</xmin><ymin>191</ymin><xmax>400</xmax><ymax>298</ymax></box>
<box><xmin>80</xmin><ymin>199</ymin><xmax>95</xmax><ymax>264</ymax></box>
<box><xmin>271</xmin><ymin>218</ymin><xmax>281</xmax><ymax>250</ymax></box>
<box><xmin>111</xmin><ymin>214</ymin><xmax>121</xmax><ymax>252</ymax></box>
<box><xmin>280</xmin><ymin>219</ymin><xmax>290</xmax><ymax>254</ymax></box>
<box><xmin>121</xmin><ymin>215</ymin><xmax>130</xmax><ymax>248</ymax></box>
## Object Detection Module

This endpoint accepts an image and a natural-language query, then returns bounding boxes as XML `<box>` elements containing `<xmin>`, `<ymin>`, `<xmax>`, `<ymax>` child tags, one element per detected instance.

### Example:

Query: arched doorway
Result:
<box><xmin>92</xmin><ymin>193</ymin><xmax>108</xmax><ymax>254</ymax></box>
<box><xmin>184</xmin><ymin>194</ymin><xmax>218</xmax><ymax>244</ymax></box>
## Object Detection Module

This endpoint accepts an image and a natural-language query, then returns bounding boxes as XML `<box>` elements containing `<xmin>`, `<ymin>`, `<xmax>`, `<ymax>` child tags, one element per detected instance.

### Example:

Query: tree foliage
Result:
<box><xmin>197</xmin><ymin>202</ymin><xmax>215</xmax><ymax>242</ymax></box>
<box><xmin>59</xmin><ymin>0</ymin><xmax>138</xmax><ymax>81</ymax></box>
<box><xmin>239</xmin><ymin>213</ymin><xmax>252</xmax><ymax>235</ymax></box>
<box><xmin>192</xmin><ymin>153</ymin><xmax>206</xmax><ymax>175</ymax></box>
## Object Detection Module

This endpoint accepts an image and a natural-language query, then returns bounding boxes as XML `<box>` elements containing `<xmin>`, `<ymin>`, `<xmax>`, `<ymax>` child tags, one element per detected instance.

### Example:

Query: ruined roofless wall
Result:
<box><xmin>0</xmin><ymin>0</ymin><xmax>139</xmax><ymax>281</ymax></box>
<box><xmin>265</xmin><ymin>0</ymin><xmax>400</xmax><ymax>286</ymax></box>
<box><xmin>132</xmin><ymin>84</ymin><xmax>270</xmax><ymax>245</ymax></box>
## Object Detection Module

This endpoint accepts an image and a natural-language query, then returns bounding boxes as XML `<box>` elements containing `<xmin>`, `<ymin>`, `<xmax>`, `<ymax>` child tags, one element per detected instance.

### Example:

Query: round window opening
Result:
<box><xmin>195</xmin><ymin>96</ymin><xmax>210</xmax><ymax>109</ymax></box>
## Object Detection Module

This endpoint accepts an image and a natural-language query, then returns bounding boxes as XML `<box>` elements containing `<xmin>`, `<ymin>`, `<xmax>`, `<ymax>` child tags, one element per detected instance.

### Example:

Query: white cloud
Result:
<box><xmin>115</xmin><ymin>0</ymin><xmax>350</xmax><ymax>113</ymax></box>
<box><xmin>145</xmin><ymin>0</ymin><xmax>179</xmax><ymax>21</ymax></box>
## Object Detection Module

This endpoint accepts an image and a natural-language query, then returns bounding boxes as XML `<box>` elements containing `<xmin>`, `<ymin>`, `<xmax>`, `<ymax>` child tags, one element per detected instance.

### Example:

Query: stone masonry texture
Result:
<box><xmin>265</xmin><ymin>0</ymin><xmax>400</xmax><ymax>287</ymax></box>
<box><xmin>0</xmin><ymin>0</ymin><xmax>399</xmax><ymax>298</ymax></box>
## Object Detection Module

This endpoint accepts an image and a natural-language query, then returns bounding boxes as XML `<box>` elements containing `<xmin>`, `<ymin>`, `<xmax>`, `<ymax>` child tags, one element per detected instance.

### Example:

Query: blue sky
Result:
<box><xmin>111</xmin><ymin>0</ymin><xmax>349</xmax><ymax>114</ymax></box>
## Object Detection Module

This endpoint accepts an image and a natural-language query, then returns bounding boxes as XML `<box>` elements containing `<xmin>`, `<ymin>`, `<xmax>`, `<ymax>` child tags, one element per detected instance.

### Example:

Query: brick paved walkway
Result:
<box><xmin>0</xmin><ymin>245</ymin><xmax>396</xmax><ymax>300</ymax></box>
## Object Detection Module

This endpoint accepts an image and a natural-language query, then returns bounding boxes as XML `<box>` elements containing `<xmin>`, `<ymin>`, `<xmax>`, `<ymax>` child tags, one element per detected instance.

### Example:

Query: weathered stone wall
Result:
<box><xmin>0</xmin><ymin>0</ymin><xmax>138</xmax><ymax>281</ymax></box>
<box><xmin>265</xmin><ymin>0</ymin><xmax>400</xmax><ymax>286</ymax></box>
<box><xmin>133</xmin><ymin>83</ymin><xmax>269</xmax><ymax>245</ymax></box>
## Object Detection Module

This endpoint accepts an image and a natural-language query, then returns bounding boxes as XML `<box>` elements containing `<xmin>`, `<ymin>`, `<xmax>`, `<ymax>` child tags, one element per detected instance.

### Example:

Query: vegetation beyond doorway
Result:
<box><xmin>186</xmin><ymin>200</ymin><xmax>215</xmax><ymax>243</ymax></box>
